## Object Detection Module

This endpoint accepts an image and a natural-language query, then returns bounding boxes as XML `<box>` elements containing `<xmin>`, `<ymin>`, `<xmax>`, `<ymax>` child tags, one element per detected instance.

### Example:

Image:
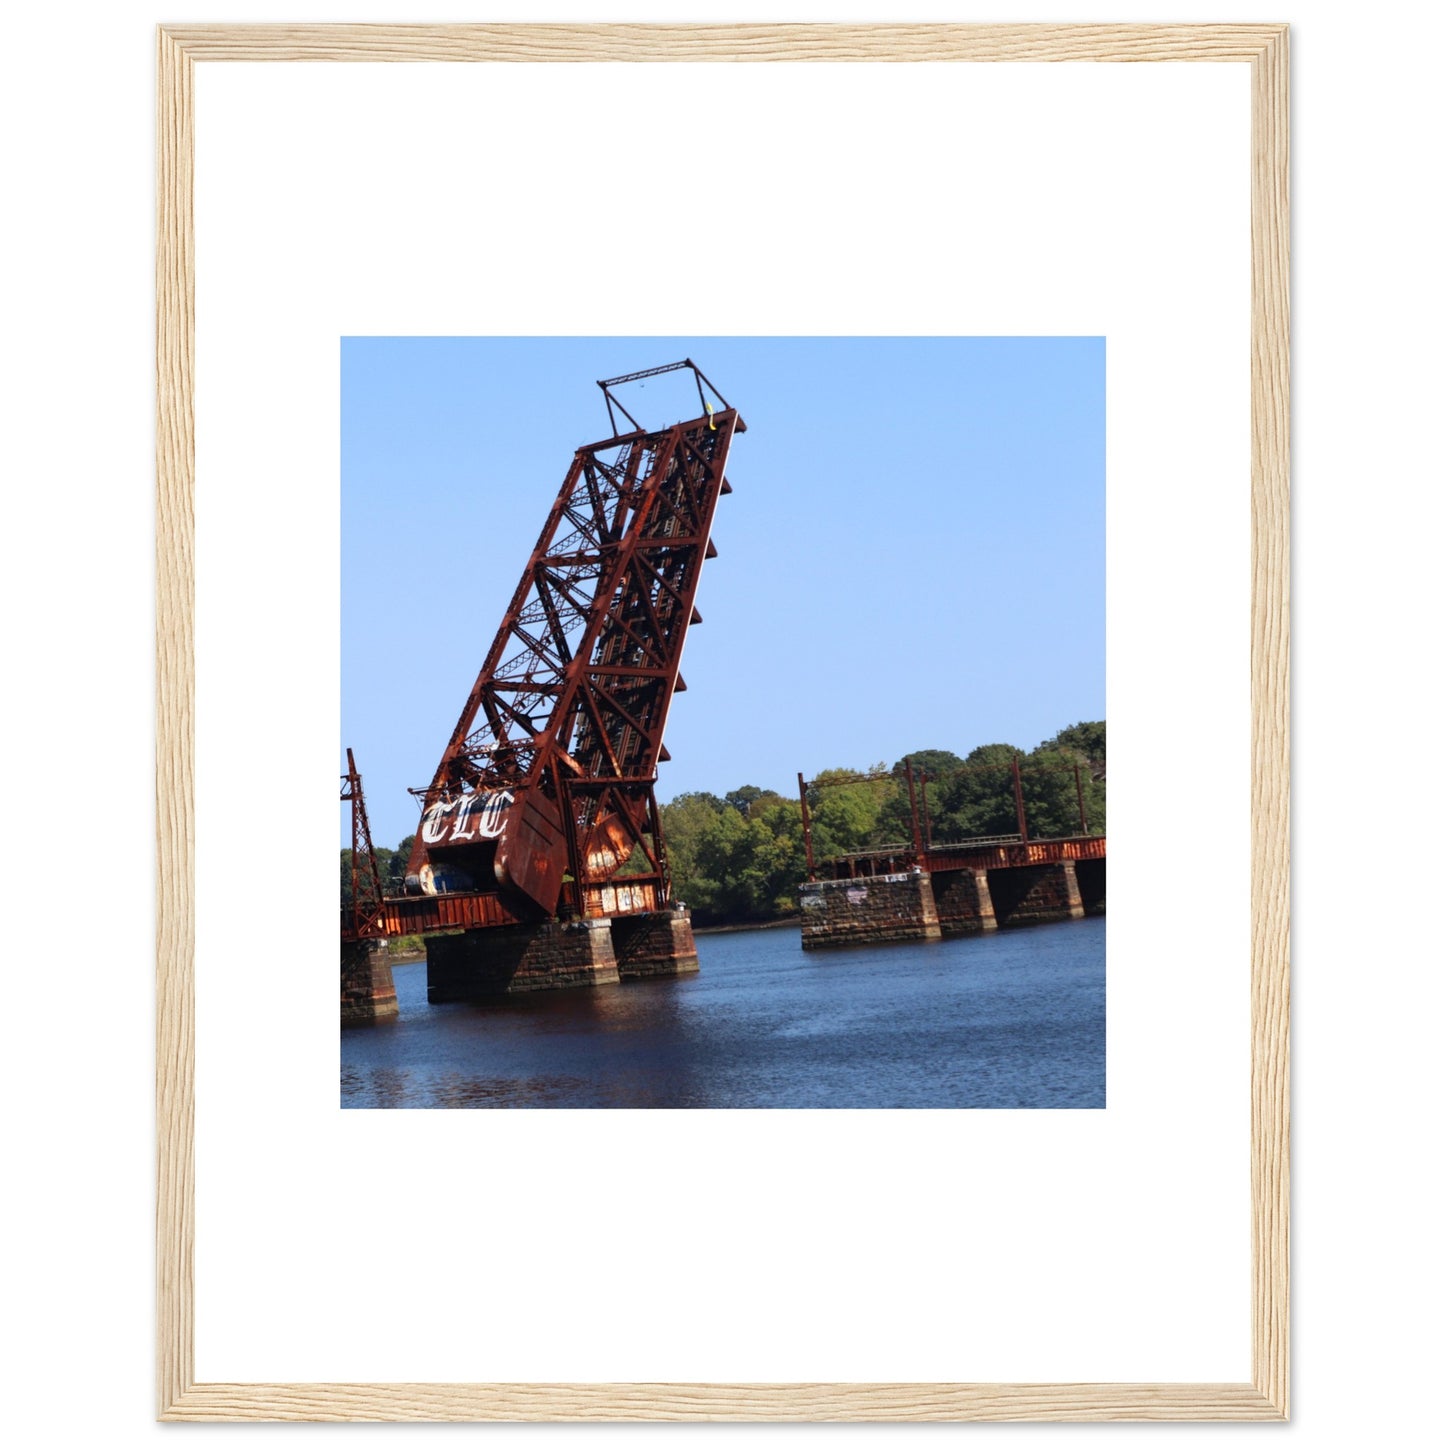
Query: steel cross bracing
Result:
<box><xmin>340</xmin><ymin>748</ymin><xmax>386</xmax><ymax>940</ymax></box>
<box><xmin>404</xmin><ymin>375</ymin><xmax>743</xmax><ymax>920</ymax></box>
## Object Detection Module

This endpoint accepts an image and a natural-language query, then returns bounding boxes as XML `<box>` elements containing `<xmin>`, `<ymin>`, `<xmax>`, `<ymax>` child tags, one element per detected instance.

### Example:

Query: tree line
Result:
<box><xmin>341</xmin><ymin>721</ymin><xmax>1105</xmax><ymax>929</ymax></box>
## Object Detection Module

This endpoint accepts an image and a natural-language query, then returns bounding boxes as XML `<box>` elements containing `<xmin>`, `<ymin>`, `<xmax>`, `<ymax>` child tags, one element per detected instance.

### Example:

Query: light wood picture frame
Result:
<box><xmin>156</xmin><ymin>22</ymin><xmax>1289</xmax><ymax>1423</ymax></box>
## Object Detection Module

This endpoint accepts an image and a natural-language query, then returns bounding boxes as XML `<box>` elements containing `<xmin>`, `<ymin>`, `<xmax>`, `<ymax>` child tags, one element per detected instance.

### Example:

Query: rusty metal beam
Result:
<box><xmin>402</xmin><ymin>367</ymin><xmax>742</xmax><ymax>923</ymax></box>
<box><xmin>340</xmin><ymin>748</ymin><xmax>385</xmax><ymax>940</ymax></box>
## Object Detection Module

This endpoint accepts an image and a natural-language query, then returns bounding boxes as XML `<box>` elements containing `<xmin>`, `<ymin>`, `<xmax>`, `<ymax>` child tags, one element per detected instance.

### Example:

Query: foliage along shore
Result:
<box><xmin>342</xmin><ymin>721</ymin><xmax>1104</xmax><ymax>934</ymax></box>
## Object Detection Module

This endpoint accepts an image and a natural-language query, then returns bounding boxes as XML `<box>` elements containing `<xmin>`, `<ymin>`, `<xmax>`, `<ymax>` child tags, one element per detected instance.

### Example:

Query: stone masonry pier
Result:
<box><xmin>425</xmin><ymin>905</ymin><xmax>700</xmax><ymax>1002</ymax></box>
<box><xmin>610</xmin><ymin>906</ymin><xmax>700</xmax><ymax>980</ymax></box>
<box><xmin>984</xmin><ymin>859</ymin><xmax>1087</xmax><ymax>927</ymax></box>
<box><xmin>426</xmin><ymin>918</ymin><xmax>618</xmax><ymax>1002</ymax></box>
<box><xmin>801</xmin><ymin>852</ymin><xmax>1103</xmax><ymax>950</ymax></box>
<box><xmin>341</xmin><ymin>937</ymin><xmax>399</xmax><ymax>1025</ymax></box>
<box><xmin>930</xmin><ymin>867</ymin><xmax>998</xmax><ymax>936</ymax></box>
<box><xmin>798</xmin><ymin>870</ymin><xmax>942</xmax><ymax>950</ymax></box>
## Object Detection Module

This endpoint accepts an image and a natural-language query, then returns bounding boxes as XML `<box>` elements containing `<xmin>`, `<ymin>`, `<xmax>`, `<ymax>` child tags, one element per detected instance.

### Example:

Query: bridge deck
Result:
<box><xmin>823</xmin><ymin>834</ymin><xmax>1105</xmax><ymax>879</ymax></box>
<box><xmin>377</xmin><ymin>878</ymin><xmax>666</xmax><ymax>938</ymax></box>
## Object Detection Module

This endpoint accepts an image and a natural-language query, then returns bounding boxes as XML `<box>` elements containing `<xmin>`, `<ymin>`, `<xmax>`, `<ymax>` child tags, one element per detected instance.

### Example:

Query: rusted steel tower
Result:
<box><xmin>398</xmin><ymin>360</ymin><xmax>743</xmax><ymax>928</ymax></box>
<box><xmin>340</xmin><ymin>747</ymin><xmax>398</xmax><ymax>1022</ymax></box>
<box><xmin>340</xmin><ymin>747</ymin><xmax>385</xmax><ymax>941</ymax></box>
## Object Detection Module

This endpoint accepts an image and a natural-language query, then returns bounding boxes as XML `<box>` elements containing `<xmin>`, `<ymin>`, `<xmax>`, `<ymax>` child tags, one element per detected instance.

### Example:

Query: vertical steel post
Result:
<box><xmin>1073</xmin><ymin>762</ymin><xmax>1090</xmax><ymax>835</ymax></box>
<box><xmin>646</xmin><ymin>785</ymin><xmax>671</xmax><ymax>908</ymax></box>
<box><xmin>559</xmin><ymin>775</ymin><xmax>585</xmax><ymax>917</ymax></box>
<box><xmin>903</xmin><ymin>757</ymin><xmax>924</xmax><ymax>858</ymax></box>
<box><xmin>1011</xmin><ymin>754</ymin><xmax>1029</xmax><ymax>843</ymax></box>
<box><xmin>342</xmin><ymin>747</ymin><xmax>385</xmax><ymax>939</ymax></box>
<box><xmin>347</xmin><ymin>749</ymin><xmax>362</xmax><ymax>922</ymax></box>
<box><xmin>920</xmin><ymin>772</ymin><xmax>934</xmax><ymax>851</ymax></box>
<box><xmin>798</xmin><ymin>771</ymin><xmax>816</xmax><ymax>881</ymax></box>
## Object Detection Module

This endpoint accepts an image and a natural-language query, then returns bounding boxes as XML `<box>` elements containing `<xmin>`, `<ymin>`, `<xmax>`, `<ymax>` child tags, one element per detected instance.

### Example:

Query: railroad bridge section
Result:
<box><xmin>794</xmin><ymin>754</ymin><xmax>1105</xmax><ymax>950</ymax></box>
<box><xmin>798</xmin><ymin>836</ymin><xmax>1106</xmax><ymax>950</ymax></box>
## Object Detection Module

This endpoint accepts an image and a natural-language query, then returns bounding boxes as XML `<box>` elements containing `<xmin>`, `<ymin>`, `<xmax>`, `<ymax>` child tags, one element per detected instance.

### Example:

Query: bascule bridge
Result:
<box><xmin>341</xmin><ymin>361</ymin><xmax>743</xmax><ymax>1010</ymax></box>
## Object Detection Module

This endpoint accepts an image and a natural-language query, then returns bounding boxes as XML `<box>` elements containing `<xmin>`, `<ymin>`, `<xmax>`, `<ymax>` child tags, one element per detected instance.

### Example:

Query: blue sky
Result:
<box><xmin>342</xmin><ymin>337</ymin><xmax>1104</xmax><ymax>848</ymax></box>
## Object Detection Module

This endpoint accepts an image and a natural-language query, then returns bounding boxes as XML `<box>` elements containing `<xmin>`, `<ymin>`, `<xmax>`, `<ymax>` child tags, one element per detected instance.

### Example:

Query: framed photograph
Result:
<box><xmin>158</xmin><ymin>23</ymin><xmax>1289</xmax><ymax>1422</ymax></box>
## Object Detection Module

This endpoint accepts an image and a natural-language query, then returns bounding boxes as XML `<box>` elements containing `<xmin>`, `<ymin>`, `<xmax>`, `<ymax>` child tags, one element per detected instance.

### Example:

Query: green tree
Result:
<box><xmin>930</xmin><ymin>744</ymin><xmax>1027</xmax><ymax>841</ymax></box>
<box><xmin>807</xmin><ymin>766</ymin><xmax>895</xmax><ymax>858</ymax></box>
<box><xmin>925</xmin><ymin>737</ymin><xmax>1106</xmax><ymax>842</ymax></box>
<box><xmin>659</xmin><ymin>791</ymin><xmax>728</xmax><ymax>918</ymax></box>
<box><xmin>723</xmin><ymin>784</ymin><xmax>782</xmax><ymax>817</ymax></box>
<box><xmin>871</xmin><ymin>751</ymin><xmax>964</xmax><ymax>847</ymax></box>
<box><xmin>387</xmin><ymin>835</ymin><xmax>415</xmax><ymax>890</ymax></box>
<box><xmin>1019</xmin><ymin>747</ymin><xmax>1104</xmax><ymax>837</ymax></box>
<box><xmin>660</xmin><ymin>791</ymin><xmax>725</xmax><ymax>875</ymax></box>
<box><xmin>699</xmin><ymin>806</ymin><xmax>806</xmax><ymax>922</ymax></box>
<box><xmin>754</xmin><ymin>800</ymin><xmax>808</xmax><ymax>911</ymax></box>
<box><xmin>657</xmin><ymin>788</ymin><xmax>809</xmax><ymax>924</ymax></box>
<box><xmin>892</xmin><ymin>749</ymin><xmax>966</xmax><ymax>783</ymax></box>
<box><xmin>1044</xmin><ymin>720</ymin><xmax>1105</xmax><ymax>768</ymax></box>
<box><xmin>692</xmin><ymin>807</ymin><xmax>767</xmax><ymax>919</ymax></box>
<box><xmin>1025</xmin><ymin>735</ymin><xmax>1105</xmax><ymax>835</ymax></box>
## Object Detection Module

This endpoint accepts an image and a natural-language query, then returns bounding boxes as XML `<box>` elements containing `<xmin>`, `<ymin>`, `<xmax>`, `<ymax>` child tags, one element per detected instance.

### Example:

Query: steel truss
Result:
<box><xmin>405</xmin><ymin>362</ymin><xmax>743</xmax><ymax>920</ymax></box>
<box><xmin>341</xmin><ymin>748</ymin><xmax>386</xmax><ymax>940</ymax></box>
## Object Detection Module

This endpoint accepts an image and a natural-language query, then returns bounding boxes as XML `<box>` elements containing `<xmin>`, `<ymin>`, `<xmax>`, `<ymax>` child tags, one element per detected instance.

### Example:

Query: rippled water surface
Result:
<box><xmin>341</xmin><ymin>916</ymin><xmax>1105</xmax><ymax>1109</ymax></box>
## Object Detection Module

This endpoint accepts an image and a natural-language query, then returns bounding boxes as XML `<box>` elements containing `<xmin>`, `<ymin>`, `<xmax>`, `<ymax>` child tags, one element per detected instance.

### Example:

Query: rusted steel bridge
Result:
<box><xmin>795</xmin><ymin>757</ymin><xmax>1106</xmax><ymax>949</ymax></box>
<box><xmin>818</xmin><ymin>833</ymin><xmax>1107</xmax><ymax>880</ymax></box>
<box><xmin>797</xmin><ymin>753</ymin><xmax>1102</xmax><ymax>877</ymax></box>
<box><xmin>342</xmin><ymin>361</ymin><xmax>742</xmax><ymax>1006</ymax></box>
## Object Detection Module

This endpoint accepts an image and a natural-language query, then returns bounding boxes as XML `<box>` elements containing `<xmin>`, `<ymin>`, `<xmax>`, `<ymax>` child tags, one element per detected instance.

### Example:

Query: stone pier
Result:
<box><xmin>987</xmin><ymin>859</ymin><xmax>1087</xmax><ymax>927</ymax></box>
<box><xmin>610</xmin><ymin>904</ymin><xmax>700</xmax><ymax>980</ymax></box>
<box><xmin>798</xmin><ymin>870</ymin><xmax>942</xmax><ymax>950</ymax></box>
<box><xmin>341</xmin><ymin>937</ymin><xmax>399</xmax><ymax>1025</ymax></box>
<box><xmin>799</xmin><ymin>856</ymin><xmax>1104</xmax><ymax>949</ymax></box>
<box><xmin>931</xmin><ymin>867</ymin><xmax>999</xmax><ymax>937</ymax></box>
<box><xmin>426</xmin><ymin>917</ymin><xmax>619</xmax><ymax>1003</ymax></box>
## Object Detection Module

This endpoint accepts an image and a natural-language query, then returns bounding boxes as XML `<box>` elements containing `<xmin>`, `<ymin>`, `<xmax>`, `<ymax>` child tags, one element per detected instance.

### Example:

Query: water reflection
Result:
<box><xmin>340</xmin><ymin>918</ymin><xmax>1105</xmax><ymax>1110</ymax></box>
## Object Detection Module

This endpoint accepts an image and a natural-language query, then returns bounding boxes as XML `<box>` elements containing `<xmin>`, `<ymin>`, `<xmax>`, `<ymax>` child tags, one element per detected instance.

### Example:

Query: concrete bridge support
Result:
<box><xmin>426</xmin><ymin>918</ymin><xmax>619</xmax><ymax>1003</ymax></box>
<box><xmin>988</xmin><ymin>859</ymin><xmax>1087</xmax><ymax>927</ymax></box>
<box><xmin>932</xmin><ymin>867</ymin><xmax>999</xmax><ymax>937</ymax></box>
<box><xmin>798</xmin><ymin>870</ymin><xmax>942</xmax><ymax>950</ymax></box>
<box><xmin>341</xmin><ymin>937</ymin><xmax>399</xmax><ymax>1025</ymax></box>
<box><xmin>610</xmin><ymin>905</ymin><xmax>700</xmax><ymax>980</ymax></box>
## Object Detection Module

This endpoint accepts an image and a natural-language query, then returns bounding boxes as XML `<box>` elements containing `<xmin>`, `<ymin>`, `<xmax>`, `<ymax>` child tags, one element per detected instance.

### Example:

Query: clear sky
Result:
<box><xmin>342</xmin><ymin>337</ymin><xmax>1103</xmax><ymax>848</ymax></box>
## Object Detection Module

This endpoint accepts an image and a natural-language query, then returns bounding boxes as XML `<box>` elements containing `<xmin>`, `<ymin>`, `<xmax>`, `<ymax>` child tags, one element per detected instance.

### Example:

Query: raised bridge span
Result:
<box><xmin>343</xmin><ymin>362</ymin><xmax>742</xmax><ymax>1018</ymax></box>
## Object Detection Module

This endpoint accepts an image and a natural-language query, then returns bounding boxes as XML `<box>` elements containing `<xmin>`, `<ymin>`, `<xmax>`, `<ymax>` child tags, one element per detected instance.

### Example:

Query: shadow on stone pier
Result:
<box><xmin>423</xmin><ymin>906</ymin><xmax>699</xmax><ymax>1004</ymax></box>
<box><xmin>341</xmin><ymin>937</ymin><xmax>399</xmax><ymax>1025</ymax></box>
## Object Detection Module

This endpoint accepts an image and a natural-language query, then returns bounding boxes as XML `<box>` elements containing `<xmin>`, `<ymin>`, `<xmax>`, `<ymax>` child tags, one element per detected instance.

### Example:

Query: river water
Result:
<box><xmin>341</xmin><ymin>916</ymin><xmax>1104</xmax><ymax>1109</ymax></box>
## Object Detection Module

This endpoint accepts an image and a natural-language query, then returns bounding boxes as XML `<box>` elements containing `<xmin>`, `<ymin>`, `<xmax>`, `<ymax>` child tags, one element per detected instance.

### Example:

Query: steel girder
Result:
<box><xmin>340</xmin><ymin>748</ymin><xmax>386</xmax><ymax>940</ymax></box>
<box><xmin>405</xmin><ymin>383</ymin><xmax>742</xmax><ymax>919</ymax></box>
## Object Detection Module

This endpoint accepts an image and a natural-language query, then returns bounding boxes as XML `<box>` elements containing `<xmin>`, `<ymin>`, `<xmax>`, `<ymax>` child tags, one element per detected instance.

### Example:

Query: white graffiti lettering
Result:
<box><xmin>423</xmin><ymin>789</ymin><xmax>513</xmax><ymax>846</ymax></box>
<box><xmin>449</xmin><ymin>791</ymin><xmax>478</xmax><ymax>841</ymax></box>
<box><xmin>421</xmin><ymin>798</ymin><xmax>458</xmax><ymax>844</ymax></box>
<box><xmin>475</xmin><ymin>789</ymin><xmax>514</xmax><ymax>838</ymax></box>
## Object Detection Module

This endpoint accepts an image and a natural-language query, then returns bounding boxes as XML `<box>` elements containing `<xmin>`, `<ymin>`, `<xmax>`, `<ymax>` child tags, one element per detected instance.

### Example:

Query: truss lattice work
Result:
<box><xmin>405</xmin><ymin>364</ymin><xmax>743</xmax><ymax>920</ymax></box>
<box><xmin>341</xmin><ymin>748</ymin><xmax>386</xmax><ymax>940</ymax></box>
